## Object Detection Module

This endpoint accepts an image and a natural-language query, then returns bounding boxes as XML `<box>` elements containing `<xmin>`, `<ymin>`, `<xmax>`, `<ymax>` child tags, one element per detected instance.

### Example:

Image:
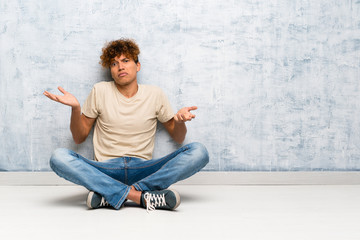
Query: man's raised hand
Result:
<box><xmin>174</xmin><ymin>106</ymin><xmax>198</xmax><ymax>123</ymax></box>
<box><xmin>43</xmin><ymin>86</ymin><xmax>80</xmax><ymax>108</ymax></box>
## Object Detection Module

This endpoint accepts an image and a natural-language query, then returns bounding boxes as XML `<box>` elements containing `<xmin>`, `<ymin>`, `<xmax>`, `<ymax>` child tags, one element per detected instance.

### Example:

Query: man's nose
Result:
<box><xmin>118</xmin><ymin>63</ymin><xmax>125</xmax><ymax>70</ymax></box>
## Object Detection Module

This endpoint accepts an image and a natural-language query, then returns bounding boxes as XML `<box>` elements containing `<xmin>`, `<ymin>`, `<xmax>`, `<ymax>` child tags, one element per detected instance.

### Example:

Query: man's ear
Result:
<box><xmin>137</xmin><ymin>62</ymin><xmax>141</xmax><ymax>72</ymax></box>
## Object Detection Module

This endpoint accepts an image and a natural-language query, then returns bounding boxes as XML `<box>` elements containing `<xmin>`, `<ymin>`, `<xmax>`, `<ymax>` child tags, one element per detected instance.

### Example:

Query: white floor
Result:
<box><xmin>1</xmin><ymin>185</ymin><xmax>360</xmax><ymax>240</ymax></box>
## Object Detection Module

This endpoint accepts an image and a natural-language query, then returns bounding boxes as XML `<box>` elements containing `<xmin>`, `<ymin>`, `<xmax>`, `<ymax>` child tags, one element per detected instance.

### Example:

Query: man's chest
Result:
<box><xmin>98</xmin><ymin>101</ymin><xmax>157</xmax><ymax>133</ymax></box>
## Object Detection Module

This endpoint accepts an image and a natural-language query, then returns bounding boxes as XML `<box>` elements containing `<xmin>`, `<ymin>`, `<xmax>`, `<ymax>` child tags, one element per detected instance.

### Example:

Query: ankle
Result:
<box><xmin>127</xmin><ymin>186</ymin><xmax>142</xmax><ymax>205</ymax></box>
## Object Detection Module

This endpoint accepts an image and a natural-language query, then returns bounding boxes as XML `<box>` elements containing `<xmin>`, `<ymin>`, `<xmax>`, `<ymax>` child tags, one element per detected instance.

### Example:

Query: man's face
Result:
<box><xmin>110</xmin><ymin>54</ymin><xmax>140</xmax><ymax>87</ymax></box>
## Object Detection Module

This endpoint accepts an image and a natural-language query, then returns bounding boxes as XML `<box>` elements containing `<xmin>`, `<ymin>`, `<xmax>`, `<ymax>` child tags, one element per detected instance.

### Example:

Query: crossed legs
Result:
<box><xmin>50</xmin><ymin>142</ymin><xmax>209</xmax><ymax>210</ymax></box>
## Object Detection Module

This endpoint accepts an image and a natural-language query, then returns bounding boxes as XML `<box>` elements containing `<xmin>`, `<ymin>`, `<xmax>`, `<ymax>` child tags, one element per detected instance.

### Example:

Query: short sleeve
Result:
<box><xmin>82</xmin><ymin>86</ymin><xmax>99</xmax><ymax>118</ymax></box>
<box><xmin>157</xmin><ymin>89</ymin><xmax>175</xmax><ymax>123</ymax></box>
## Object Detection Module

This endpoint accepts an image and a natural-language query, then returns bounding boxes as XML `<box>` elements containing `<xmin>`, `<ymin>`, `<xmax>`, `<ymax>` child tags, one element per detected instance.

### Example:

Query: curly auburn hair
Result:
<box><xmin>100</xmin><ymin>38</ymin><xmax>140</xmax><ymax>68</ymax></box>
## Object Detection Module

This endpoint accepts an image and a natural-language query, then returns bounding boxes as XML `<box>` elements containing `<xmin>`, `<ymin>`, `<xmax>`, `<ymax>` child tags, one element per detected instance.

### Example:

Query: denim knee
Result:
<box><xmin>189</xmin><ymin>142</ymin><xmax>209</xmax><ymax>168</ymax></box>
<box><xmin>49</xmin><ymin>148</ymin><xmax>72</xmax><ymax>171</ymax></box>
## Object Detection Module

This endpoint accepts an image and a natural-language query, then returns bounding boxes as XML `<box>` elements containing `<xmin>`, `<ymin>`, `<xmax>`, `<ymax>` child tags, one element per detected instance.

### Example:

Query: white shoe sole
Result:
<box><xmin>169</xmin><ymin>189</ymin><xmax>181</xmax><ymax>210</ymax></box>
<box><xmin>86</xmin><ymin>191</ymin><xmax>95</xmax><ymax>209</ymax></box>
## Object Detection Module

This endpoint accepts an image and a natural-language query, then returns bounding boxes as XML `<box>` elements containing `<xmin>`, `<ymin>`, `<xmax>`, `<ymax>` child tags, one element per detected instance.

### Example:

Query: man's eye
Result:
<box><xmin>111</xmin><ymin>62</ymin><xmax>117</xmax><ymax>67</ymax></box>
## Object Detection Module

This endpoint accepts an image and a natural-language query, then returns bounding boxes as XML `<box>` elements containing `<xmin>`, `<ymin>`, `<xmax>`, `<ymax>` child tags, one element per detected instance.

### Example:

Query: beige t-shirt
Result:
<box><xmin>82</xmin><ymin>81</ymin><xmax>174</xmax><ymax>161</ymax></box>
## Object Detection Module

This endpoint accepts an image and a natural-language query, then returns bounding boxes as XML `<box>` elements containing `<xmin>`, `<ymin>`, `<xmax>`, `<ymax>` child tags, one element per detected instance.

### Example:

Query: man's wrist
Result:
<box><xmin>174</xmin><ymin>119</ymin><xmax>186</xmax><ymax>126</ymax></box>
<box><xmin>72</xmin><ymin>105</ymin><xmax>81</xmax><ymax>112</ymax></box>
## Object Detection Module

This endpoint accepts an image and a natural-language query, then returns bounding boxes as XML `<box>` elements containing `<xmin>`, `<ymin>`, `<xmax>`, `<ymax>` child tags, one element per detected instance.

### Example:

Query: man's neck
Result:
<box><xmin>114</xmin><ymin>81</ymin><xmax>139</xmax><ymax>98</ymax></box>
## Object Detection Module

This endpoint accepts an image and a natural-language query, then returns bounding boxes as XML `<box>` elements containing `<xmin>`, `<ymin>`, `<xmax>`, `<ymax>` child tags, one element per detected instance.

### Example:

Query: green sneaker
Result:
<box><xmin>86</xmin><ymin>191</ymin><xmax>111</xmax><ymax>209</ymax></box>
<box><xmin>141</xmin><ymin>189</ymin><xmax>181</xmax><ymax>212</ymax></box>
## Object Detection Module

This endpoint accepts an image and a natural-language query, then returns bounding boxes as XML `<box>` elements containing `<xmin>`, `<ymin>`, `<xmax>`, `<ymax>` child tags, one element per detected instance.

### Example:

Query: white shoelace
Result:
<box><xmin>99</xmin><ymin>197</ymin><xmax>110</xmax><ymax>207</ymax></box>
<box><xmin>144</xmin><ymin>192</ymin><xmax>166</xmax><ymax>213</ymax></box>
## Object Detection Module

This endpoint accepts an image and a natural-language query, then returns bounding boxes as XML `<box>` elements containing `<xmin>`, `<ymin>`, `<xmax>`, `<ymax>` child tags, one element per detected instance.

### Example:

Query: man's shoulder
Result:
<box><xmin>91</xmin><ymin>81</ymin><xmax>114</xmax><ymax>95</ymax></box>
<box><xmin>93</xmin><ymin>81</ymin><xmax>113</xmax><ymax>89</ymax></box>
<box><xmin>140</xmin><ymin>84</ymin><xmax>164</xmax><ymax>94</ymax></box>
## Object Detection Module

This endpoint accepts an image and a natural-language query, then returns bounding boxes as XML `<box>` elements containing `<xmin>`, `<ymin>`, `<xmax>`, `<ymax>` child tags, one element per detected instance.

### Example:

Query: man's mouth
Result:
<box><xmin>118</xmin><ymin>72</ymin><xmax>128</xmax><ymax>77</ymax></box>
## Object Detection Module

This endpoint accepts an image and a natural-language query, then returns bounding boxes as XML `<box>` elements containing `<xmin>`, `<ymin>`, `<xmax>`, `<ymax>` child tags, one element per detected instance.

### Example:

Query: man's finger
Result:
<box><xmin>187</xmin><ymin>106</ymin><xmax>198</xmax><ymax>111</ymax></box>
<box><xmin>180</xmin><ymin>114</ymin><xmax>185</xmax><ymax>121</ymax></box>
<box><xmin>175</xmin><ymin>113</ymin><xmax>182</xmax><ymax>122</ymax></box>
<box><xmin>58</xmin><ymin>86</ymin><xmax>66</xmax><ymax>94</ymax></box>
<box><xmin>43</xmin><ymin>91</ymin><xmax>56</xmax><ymax>100</ymax></box>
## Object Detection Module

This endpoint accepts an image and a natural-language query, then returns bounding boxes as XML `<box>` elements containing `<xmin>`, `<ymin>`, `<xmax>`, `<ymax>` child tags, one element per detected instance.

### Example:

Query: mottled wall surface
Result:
<box><xmin>1</xmin><ymin>0</ymin><xmax>359</xmax><ymax>171</ymax></box>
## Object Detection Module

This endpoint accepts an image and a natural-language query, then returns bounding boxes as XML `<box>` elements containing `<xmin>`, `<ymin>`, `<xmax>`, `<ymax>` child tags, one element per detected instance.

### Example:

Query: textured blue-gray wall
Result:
<box><xmin>1</xmin><ymin>0</ymin><xmax>360</xmax><ymax>171</ymax></box>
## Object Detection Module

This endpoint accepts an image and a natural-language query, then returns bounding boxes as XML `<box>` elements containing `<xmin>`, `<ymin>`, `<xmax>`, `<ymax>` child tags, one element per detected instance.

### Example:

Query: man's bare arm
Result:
<box><xmin>70</xmin><ymin>107</ymin><xmax>96</xmax><ymax>144</ymax></box>
<box><xmin>43</xmin><ymin>86</ymin><xmax>96</xmax><ymax>144</ymax></box>
<box><xmin>162</xmin><ymin>106</ymin><xmax>197</xmax><ymax>144</ymax></box>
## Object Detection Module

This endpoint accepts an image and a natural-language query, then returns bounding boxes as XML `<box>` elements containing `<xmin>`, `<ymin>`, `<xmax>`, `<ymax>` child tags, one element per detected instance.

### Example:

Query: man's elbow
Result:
<box><xmin>174</xmin><ymin>138</ymin><xmax>184</xmax><ymax>145</ymax></box>
<box><xmin>72</xmin><ymin>135</ymin><xmax>86</xmax><ymax>144</ymax></box>
<box><xmin>173</xmin><ymin>134</ymin><xmax>186</xmax><ymax>144</ymax></box>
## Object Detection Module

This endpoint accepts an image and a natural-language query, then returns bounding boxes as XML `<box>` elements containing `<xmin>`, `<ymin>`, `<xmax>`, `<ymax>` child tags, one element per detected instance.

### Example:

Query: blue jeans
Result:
<box><xmin>50</xmin><ymin>142</ymin><xmax>209</xmax><ymax>209</ymax></box>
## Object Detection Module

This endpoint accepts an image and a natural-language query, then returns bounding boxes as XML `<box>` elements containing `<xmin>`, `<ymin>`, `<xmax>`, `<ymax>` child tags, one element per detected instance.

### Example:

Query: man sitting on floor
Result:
<box><xmin>43</xmin><ymin>38</ymin><xmax>209</xmax><ymax>211</ymax></box>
